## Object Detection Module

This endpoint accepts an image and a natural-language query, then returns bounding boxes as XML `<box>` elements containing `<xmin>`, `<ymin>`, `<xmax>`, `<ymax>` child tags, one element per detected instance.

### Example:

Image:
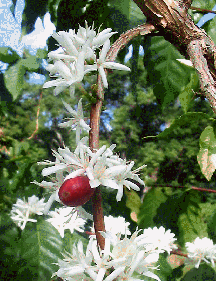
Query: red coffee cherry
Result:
<box><xmin>58</xmin><ymin>176</ymin><xmax>95</xmax><ymax>207</ymax></box>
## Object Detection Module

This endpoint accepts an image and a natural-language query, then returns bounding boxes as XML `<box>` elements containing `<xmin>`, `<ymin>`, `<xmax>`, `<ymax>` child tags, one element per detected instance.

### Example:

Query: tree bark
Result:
<box><xmin>133</xmin><ymin>0</ymin><xmax>216</xmax><ymax>113</ymax></box>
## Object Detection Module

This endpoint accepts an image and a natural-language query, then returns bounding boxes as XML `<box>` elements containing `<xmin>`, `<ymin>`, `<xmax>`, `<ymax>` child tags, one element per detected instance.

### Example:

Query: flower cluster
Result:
<box><xmin>185</xmin><ymin>237</ymin><xmax>216</xmax><ymax>268</ymax></box>
<box><xmin>59</xmin><ymin>98</ymin><xmax>90</xmax><ymax>143</ymax></box>
<box><xmin>10</xmin><ymin>194</ymin><xmax>91</xmax><ymax>235</ymax></box>
<box><xmin>43</xmin><ymin>22</ymin><xmax>130</xmax><ymax>96</ymax></box>
<box><xmin>10</xmin><ymin>195</ymin><xmax>46</xmax><ymax>230</ymax></box>
<box><xmin>47</xmin><ymin>206</ymin><xmax>87</xmax><ymax>238</ymax></box>
<box><xmin>36</xmin><ymin>136</ymin><xmax>145</xmax><ymax>211</ymax></box>
<box><xmin>53</xmin><ymin>226</ymin><xmax>177</xmax><ymax>281</ymax></box>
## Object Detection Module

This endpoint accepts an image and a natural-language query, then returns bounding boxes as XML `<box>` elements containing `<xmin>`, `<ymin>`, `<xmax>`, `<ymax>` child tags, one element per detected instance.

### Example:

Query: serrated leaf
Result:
<box><xmin>20</xmin><ymin>220</ymin><xmax>63</xmax><ymax>280</ymax></box>
<box><xmin>143</xmin><ymin>37</ymin><xmax>192</xmax><ymax>109</ymax></box>
<box><xmin>0</xmin><ymin>47</ymin><xmax>20</xmax><ymax>64</ymax></box>
<box><xmin>197</xmin><ymin>126</ymin><xmax>216</xmax><ymax>181</ymax></box>
<box><xmin>4</xmin><ymin>60</ymin><xmax>25</xmax><ymax>100</ymax></box>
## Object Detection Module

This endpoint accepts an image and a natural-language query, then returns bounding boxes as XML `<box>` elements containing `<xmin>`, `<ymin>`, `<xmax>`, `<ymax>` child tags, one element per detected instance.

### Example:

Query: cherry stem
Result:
<box><xmin>89</xmin><ymin>74</ymin><xmax>106</xmax><ymax>250</ymax></box>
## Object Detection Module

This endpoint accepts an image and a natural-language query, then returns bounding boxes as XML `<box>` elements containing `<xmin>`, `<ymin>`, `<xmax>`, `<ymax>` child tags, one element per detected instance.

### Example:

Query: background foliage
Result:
<box><xmin>1</xmin><ymin>0</ymin><xmax>216</xmax><ymax>280</ymax></box>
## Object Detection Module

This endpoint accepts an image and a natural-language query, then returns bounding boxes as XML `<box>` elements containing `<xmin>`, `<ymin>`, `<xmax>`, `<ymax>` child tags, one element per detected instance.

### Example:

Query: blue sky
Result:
<box><xmin>0</xmin><ymin>0</ymin><xmax>55</xmax><ymax>55</ymax></box>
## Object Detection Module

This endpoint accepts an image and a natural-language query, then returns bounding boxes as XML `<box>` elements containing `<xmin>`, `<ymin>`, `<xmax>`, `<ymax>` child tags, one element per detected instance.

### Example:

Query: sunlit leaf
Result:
<box><xmin>4</xmin><ymin>60</ymin><xmax>25</xmax><ymax>100</ymax></box>
<box><xmin>197</xmin><ymin>126</ymin><xmax>216</xmax><ymax>181</ymax></box>
<box><xmin>0</xmin><ymin>47</ymin><xmax>20</xmax><ymax>64</ymax></box>
<box><xmin>20</xmin><ymin>219</ymin><xmax>63</xmax><ymax>280</ymax></box>
<box><xmin>143</xmin><ymin>36</ymin><xmax>193</xmax><ymax>109</ymax></box>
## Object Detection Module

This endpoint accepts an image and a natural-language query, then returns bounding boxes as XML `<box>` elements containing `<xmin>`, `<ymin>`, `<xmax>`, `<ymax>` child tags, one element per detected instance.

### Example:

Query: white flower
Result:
<box><xmin>97</xmin><ymin>39</ymin><xmax>130</xmax><ymax>88</ymax></box>
<box><xmin>43</xmin><ymin>22</ymin><xmax>129</xmax><ymax>95</ymax></box>
<box><xmin>59</xmin><ymin>99</ymin><xmax>90</xmax><ymax>143</ymax></box>
<box><xmin>33</xmin><ymin>164</ymin><xmax>66</xmax><ymax>214</ymax></box>
<box><xmin>10</xmin><ymin>195</ymin><xmax>46</xmax><ymax>230</ymax></box>
<box><xmin>185</xmin><ymin>237</ymin><xmax>216</xmax><ymax>268</ymax></box>
<box><xmin>135</xmin><ymin>226</ymin><xmax>177</xmax><ymax>254</ymax></box>
<box><xmin>101</xmin><ymin>229</ymin><xmax>161</xmax><ymax>280</ymax></box>
<box><xmin>54</xmin><ymin>239</ymin><xmax>96</xmax><ymax>280</ymax></box>
<box><xmin>47</xmin><ymin>207</ymin><xmax>86</xmax><ymax>238</ymax></box>
<box><xmin>43</xmin><ymin>50</ymin><xmax>86</xmax><ymax>97</ymax></box>
<box><xmin>37</xmin><ymin>139</ymin><xmax>145</xmax><ymax>203</ymax></box>
<box><xmin>91</xmin><ymin>215</ymin><xmax>131</xmax><ymax>236</ymax></box>
<box><xmin>54</xmin><ymin>228</ymin><xmax>162</xmax><ymax>281</ymax></box>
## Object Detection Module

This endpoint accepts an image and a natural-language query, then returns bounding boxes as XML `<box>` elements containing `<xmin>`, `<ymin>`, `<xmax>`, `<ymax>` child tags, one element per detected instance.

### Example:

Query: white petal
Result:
<box><xmin>103</xmin><ymin>61</ymin><xmax>130</xmax><ymax>71</ymax></box>
<box><xmin>42</xmin><ymin>164</ymin><xmax>67</xmax><ymax>176</ymax></box>
<box><xmin>44</xmin><ymin>192</ymin><xmax>58</xmax><ymax>215</ymax></box>
<box><xmin>62</xmin><ymin>100</ymin><xmax>77</xmax><ymax>115</ymax></box>
<box><xmin>101</xmin><ymin>178</ymin><xmax>119</xmax><ymax>190</ymax></box>
<box><xmin>54</xmin><ymin>85</ymin><xmax>67</xmax><ymax>95</ymax></box>
<box><xmin>43</xmin><ymin>79</ymin><xmax>67</xmax><ymax>89</ymax></box>
<box><xmin>64</xmin><ymin>169</ymin><xmax>85</xmax><ymax>181</ymax></box>
<box><xmin>80</xmin><ymin>119</ymin><xmax>91</xmax><ymax>131</ymax></box>
<box><xmin>93</xmin><ymin>31</ymin><xmax>117</xmax><ymax>48</ymax></box>
<box><xmin>104</xmin><ymin>267</ymin><xmax>125</xmax><ymax>281</ymax></box>
<box><xmin>98</xmin><ymin>66</ymin><xmax>108</xmax><ymax>88</ymax></box>
<box><xmin>124</xmin><ymin>180</ymin><xmax>140</xmax><ymax>191</ymax></box>
<box><xmin>100</xmin><ymin>39</ymin><xmax>110</xmax><ymax>61</ymax></box>
<box><xmin>55</xmin><ymin>61</ymin><xmax>73</xmax><ymax>80</ymax></box>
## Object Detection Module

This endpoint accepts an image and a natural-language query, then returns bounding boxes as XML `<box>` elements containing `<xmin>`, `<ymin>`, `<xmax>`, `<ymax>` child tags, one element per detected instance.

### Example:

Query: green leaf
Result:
<box><xmin>109</xmin><ymin>0</ymin><xmax>145</xmax><ymax>28</ymax></box>
<box><xmin>125</xmin><ymin>188</ymin><xmax>141</xmax><ymax>221</ymax></box>
<box><xmin>207</xmin><ymin>207</ymin><xmax>216</xmax><ymax>243</ymax></box>
<box><xmin>0</xmin><ymin>47</ymin><xmax>20</xmax><ymax>64</ymax></box>
<box><xmin>20</xmin><ymin>219</ymin><xmax>63</xmax><ymax>280</ymax></box>
<box><xmin>179</xmin><ymin>71</ymin><xmax>199</xmax><ymax>113</ymax></box>
<box><xmin>0</xmin><ymin>215</ymin><xmax>21</xmax><ymax>279</ymax></box>
<box><xmin>4</xmin><ymin>60</ymin><xmax>25</xmax><ymax>100</ymax></box>
<box><xmin>181</xmin><ymin>264</ymin><xmax>216</xmax><ymax>280</ymax></box>
<box><xmin>143</xmin><ymin>36</ymin><xmax>192</xmax><ymax>109</ymax></box>
<box><xmin>197</xmin><ymin>126</ymin><xmax>216</xmax><ymax>181</ymax></box>
<box><xmin>143</xmin><ymin>112</ymin><xmax>211</xmax><ymax>141</ymax></box>
<box><xmin>156</xmin><ymin>255</ymin><xmax>173</xmax><ymax>281</ymax></box>
<box><xmin>36</xmin><ymin>48</ymin><xmax>48</xmax><ymax>59</ymax></box>
<box><xmin>10</xmin><ymin>0</ymin><xmax>17</xmax><ymax>18</ymax></box>
<box><xmin>22</xmin><ymin>56</ymin><xmax>40</xmax><ymax>71</ymax></box>
<box><xmin>137</xmin><ymin>186</ymin><xmax>168</xmax><ymax>229</ymax></box>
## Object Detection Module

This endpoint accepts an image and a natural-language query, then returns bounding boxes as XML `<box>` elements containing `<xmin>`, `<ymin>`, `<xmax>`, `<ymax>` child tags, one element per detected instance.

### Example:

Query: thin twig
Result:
<box><xmin>28</xmin><ymin>90</ymin><xmax>42</xmax><ymax>140</ymax></box>
<box><xmin>152</xmin><ymin>184</ymin><xmax>216</xmax><ymax>193</ymax></box>
<box><xmin>89</xmin><ymin>74</ymin><xmax>106</xmax><ymax>251</ymax></box>
<box><xmin>106</xmin><ymin>23</ymin><xmax>156</xmax><ymax>62</ymax></box>
<box><xmin>190</xmin><ymin>6</ymin><xmax>216</xmax><ymax>14</ymax></box>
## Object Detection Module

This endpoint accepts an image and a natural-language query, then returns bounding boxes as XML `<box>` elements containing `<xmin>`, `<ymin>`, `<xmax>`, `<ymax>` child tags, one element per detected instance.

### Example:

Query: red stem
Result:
<box><xmin>152</xmin><ymin>184</ymin><xmax>216</xmax><ymax>193</ymax></box>
<box><xmin>89</xmin><ymin>75</ymin><xmax>106</xmax><ymax>251</ymax></box>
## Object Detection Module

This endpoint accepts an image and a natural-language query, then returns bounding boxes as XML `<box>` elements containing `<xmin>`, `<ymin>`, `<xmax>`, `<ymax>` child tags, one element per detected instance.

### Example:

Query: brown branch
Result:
<box><xmin>89</xmin><ymin>74</ymin><xmax>106</xmax><ymax>251</ymax></box>
<box><xmin>190</xmin><ymin>6</ymin><xmax>216</xmax><ymax>14</ymax></box>
<box><xmin>132</xmin><ymin>0</ymin><xmax>216</xmax><ymax>113</ymax></box>
<box><xmin>152</xmin><ymin>183</ymin><xmax>216</xmax><ymax>193</ymax></box>
<box><xmin>171</xmin><ymin>249</ymin><xmax>188</xmax><ymax>258</ymax></box>
<box><xmin>187</xmin><ymin>40</ymin><xmax>216</xmax><ymax>113</ymax></box>
<box><xmin>27</xmin><ymin>90</ymin><xmax>42</xmax><ymax>140</ymax></box>
<box><xmin>106</xmin><ymin>23</ymin><xmax>156</xmax><ymax>62</ymax></box>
